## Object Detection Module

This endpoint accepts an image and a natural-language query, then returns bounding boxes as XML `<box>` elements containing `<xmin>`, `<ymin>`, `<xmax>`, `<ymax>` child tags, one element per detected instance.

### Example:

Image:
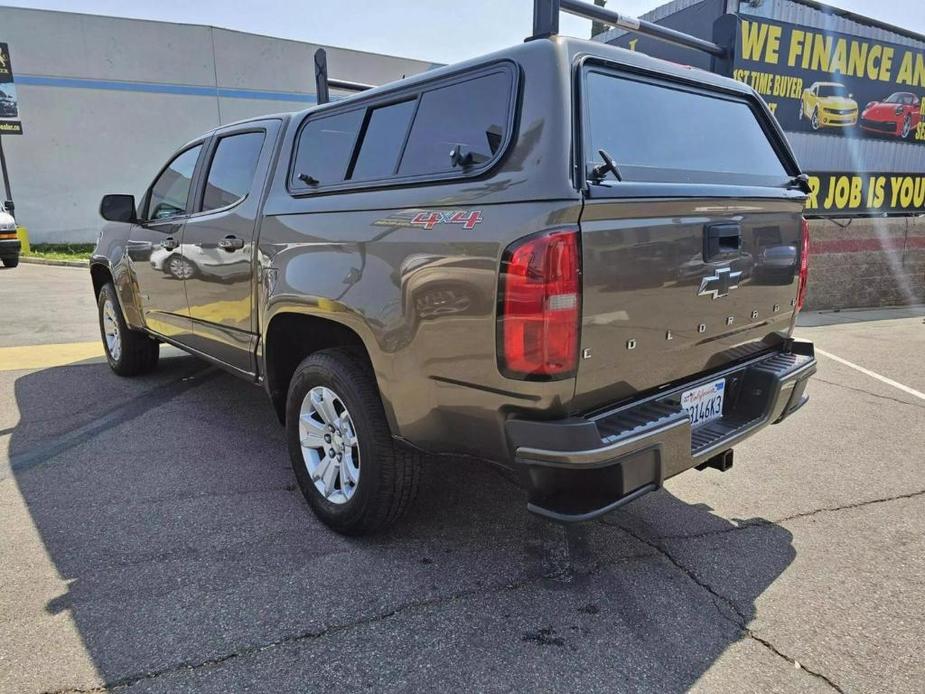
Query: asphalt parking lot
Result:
<box><xmin>1</xmin><ymin>263</ymin><xmax>923</xmax><ymax>693</ymax></box>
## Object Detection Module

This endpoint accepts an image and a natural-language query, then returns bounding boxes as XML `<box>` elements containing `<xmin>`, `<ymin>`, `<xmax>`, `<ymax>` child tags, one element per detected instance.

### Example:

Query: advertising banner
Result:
<box><xmin>732</xmin><ymin>18</ymin><xmax>925</xmax><ymax>144</ymax></box>
<box><xmin>805</xmin><ymin>172</ymin><xmax>925</xmax><ymax>215</ymax></box>
<box><xmin>0</xmin><ymin>42</ymin><xmax>22</xmax><ymax>135</ymax></box>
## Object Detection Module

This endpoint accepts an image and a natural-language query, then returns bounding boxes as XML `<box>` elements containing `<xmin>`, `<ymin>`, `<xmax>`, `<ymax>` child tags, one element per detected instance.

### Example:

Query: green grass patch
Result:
<box><xmin>24</xmin><ymin>243</ymin><xmax>94</xmax><ymax>261</ymax></box>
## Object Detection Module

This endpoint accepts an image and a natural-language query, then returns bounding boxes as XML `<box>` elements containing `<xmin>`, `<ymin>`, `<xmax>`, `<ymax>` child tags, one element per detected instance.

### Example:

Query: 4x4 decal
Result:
<box><xmin>374</xmin><ymin>209</ymin><xmax>483</xmax><ymax>230</ymax></box>
<box><xmin>411</xmin><ymin>210</ymin><xmax>483</xmax><ymax>230</ymax></box>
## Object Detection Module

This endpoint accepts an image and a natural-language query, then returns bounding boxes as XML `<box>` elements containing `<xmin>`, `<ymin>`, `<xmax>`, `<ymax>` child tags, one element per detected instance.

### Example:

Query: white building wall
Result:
<box><xmin>0</xmin><ymin>7</ymin><xmax>437</xmax><ymax>242</ymax></box>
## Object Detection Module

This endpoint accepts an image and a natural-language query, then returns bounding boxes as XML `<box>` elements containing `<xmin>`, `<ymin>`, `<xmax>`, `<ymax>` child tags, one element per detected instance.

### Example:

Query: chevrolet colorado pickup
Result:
<box><xmin>91</xmin><ymin>34</ymin><xmax>816</xmax><ymax>534</ymax></box>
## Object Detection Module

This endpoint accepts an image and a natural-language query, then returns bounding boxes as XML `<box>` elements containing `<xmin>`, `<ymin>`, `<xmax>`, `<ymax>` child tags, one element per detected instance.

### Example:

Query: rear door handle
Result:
<box><xmin>160</xmin><ymin>236</ymin><xmax>179</xmax><ymax>251</ymax></box>
<box><xmin>218</xmin><ymin>235</ymin><xmax>245</xmax><ymax>251</ymax></box>
<box><xmin>703</xmin><ymin>223</ymin><xmax>741</xmax><ymax>262</ymax></box>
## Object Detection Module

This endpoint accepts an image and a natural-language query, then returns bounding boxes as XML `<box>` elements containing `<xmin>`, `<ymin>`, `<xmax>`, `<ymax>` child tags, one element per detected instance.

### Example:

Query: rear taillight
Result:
<box><xmin>795</xmin><ymin>218</ymin><xmax>810</xmax><ymax>313</ymax></box>
<box><xmin>498</xmin><ymin>229</ymin><xmax>580</xmax><ymax>379</ymax></box>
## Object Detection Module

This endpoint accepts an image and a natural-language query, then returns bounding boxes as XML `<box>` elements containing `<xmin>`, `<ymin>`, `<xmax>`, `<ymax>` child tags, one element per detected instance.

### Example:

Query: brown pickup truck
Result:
<box><xmin>90</xmin><ymin>26</ymin><xmax>815</xmax><ymax>534</ymax></box>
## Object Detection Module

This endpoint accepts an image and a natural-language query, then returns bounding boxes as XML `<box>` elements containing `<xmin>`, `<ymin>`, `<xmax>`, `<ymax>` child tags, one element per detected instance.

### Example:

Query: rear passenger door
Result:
<box><xmin>181</xmin><ymin>119</ymin><xmax>280</xmax><ymax>375</ymax></box>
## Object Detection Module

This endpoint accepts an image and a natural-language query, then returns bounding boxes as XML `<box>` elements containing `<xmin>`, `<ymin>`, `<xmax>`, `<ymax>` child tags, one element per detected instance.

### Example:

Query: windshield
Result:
<box><xmin>817</xmin><ymin>84</ymin><xmax>849</xmax><ymax>98</ymax></box>
<box><xmin>584</xmin><ymin>71</ymin><xmax>790</xmax><ymax>186</ymax></box>
<box><xmin>883</xmin><ymin>93</ymin><xmax>915</xmax><ymax>105</ymax></box>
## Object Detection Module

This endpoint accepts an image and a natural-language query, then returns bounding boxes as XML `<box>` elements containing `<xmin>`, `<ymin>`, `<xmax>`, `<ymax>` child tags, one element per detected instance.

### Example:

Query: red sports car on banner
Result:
<box><xmin>860</xmin><ymin>92</ymin><xmax>921</xmax><ymax>139</ymax></box>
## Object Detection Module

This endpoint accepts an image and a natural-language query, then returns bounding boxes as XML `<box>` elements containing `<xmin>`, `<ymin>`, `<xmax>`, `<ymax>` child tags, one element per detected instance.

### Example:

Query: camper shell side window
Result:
<box><xmin>288</xmin><ymin>61</ymin><xmax>520</xmax><ymax>195</ymax></box>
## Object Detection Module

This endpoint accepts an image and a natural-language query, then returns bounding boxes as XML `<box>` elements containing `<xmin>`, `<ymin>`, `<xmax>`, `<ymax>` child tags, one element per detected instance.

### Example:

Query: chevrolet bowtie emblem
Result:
<box><xmin>698</xmin><ymin>267</ymin><xmax>742</xmax><ymax>299</ymax></box>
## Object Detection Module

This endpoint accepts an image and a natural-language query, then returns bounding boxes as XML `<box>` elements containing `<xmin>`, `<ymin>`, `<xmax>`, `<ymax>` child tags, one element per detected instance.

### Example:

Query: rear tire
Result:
<box><xmin>1</xmin><ymin>255</ymin><xmax>18</xmax><ymax>268</ymax></box>
<box><xmin>286</xmin><ymin>348</ymin><xmax>421</xmax><ymax>535</ymax></box>
<box><xmin>97</xmin><ymin>282</ymin><xmax>159</xmax><ymax>376</ymax></box>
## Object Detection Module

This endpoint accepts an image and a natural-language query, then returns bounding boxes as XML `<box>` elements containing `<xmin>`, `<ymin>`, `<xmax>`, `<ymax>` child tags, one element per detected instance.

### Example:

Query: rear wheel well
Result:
<box><xmin>90</xmin><ymin>263</ymin><xmax>113</xmax><ymax>298</ymax></box>
<box><xmin>264</xmin><ymin>313</ymin><xmax>373</xmax><ymax>424</ymax></box>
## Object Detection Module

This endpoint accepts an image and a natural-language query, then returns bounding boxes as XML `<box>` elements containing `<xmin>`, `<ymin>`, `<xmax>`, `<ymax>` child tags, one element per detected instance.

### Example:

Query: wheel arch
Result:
<box><xmin>90</xmin><ymin>258</ymin><xmax>146</xmax><ymax>330</ymax></box>
<box><xmin>262</xmin><ymin>310</ymin><xmax>396</xmax><ymax>433</ymax></box>
<box><xmin>90</xmin><ymin>261</ymin><xmax>113</xmax><ymax>298</ymax></box>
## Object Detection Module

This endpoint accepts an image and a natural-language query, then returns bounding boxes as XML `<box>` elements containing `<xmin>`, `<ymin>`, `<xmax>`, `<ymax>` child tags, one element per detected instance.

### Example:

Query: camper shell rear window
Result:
<box><xmin>289</xmin><ymin>62</ymin><xmax>518</xmax><ymax>194</ymax></box>
<box><xmin>581</xmin><ymin>66</ymin><xmax>792</xmax><ymax>188</ymax></box>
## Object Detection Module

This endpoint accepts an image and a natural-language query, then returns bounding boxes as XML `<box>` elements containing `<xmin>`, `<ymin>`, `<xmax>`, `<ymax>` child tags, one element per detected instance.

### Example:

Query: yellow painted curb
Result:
<box><xmin>16</xmin><ymin>226</ymin><xmax>30</xmax><ymax>254</ymax></box>
<box><xmin>0</xmin><ymin>341</ymin><xmax>104</xmax><ymax>372</ymax></box>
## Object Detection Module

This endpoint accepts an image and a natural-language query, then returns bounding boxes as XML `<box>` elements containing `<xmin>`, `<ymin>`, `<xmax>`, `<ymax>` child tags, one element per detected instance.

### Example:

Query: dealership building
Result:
<box><xmin>1</xmin><ymin>1</ymin><xmax>923</xmax><ymax>310</ymax></box>
<box><xmin>0</xmin><ymin>6</ymin><xmax>435</xmax><ymax>244</ymax></box>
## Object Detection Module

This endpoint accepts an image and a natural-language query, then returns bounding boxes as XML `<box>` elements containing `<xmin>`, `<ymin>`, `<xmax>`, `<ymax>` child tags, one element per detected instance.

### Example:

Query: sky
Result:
<box><xmin>2</xmin><ymin>0</ymin><xmax>924</xmax><ymax>65</ymax></box>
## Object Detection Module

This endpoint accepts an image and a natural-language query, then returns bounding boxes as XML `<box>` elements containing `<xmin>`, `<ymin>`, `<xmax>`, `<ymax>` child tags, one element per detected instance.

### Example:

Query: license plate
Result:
<box><xmin>681</xmin><ymin>378</ymin><xmax>725</xmax><ymax>428</ymax></box>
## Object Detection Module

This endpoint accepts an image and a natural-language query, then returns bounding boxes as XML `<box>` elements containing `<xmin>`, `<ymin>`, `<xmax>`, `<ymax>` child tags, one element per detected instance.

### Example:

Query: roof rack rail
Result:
<box><xmin>313</xmin><ymin>48</ymin><xmax>375</xmax><ymax>105</ymax></box>
<box><xmin>530</xmin><ymin>0</ymin><xmax>727</xmax><ymax>58</ymax></box>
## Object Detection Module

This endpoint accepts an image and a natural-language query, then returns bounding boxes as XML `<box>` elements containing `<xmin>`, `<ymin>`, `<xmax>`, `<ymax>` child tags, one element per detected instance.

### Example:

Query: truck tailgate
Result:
<box><xmin>573</xmin><ymin>195</ymin><xmax>804</xmax><ymax>412</ymax></box>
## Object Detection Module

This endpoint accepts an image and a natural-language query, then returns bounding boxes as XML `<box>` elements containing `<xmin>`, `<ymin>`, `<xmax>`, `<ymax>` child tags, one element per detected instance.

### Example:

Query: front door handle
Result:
<box><xmin>703</xmin><ymin>223</ymin><xmax>741</xmax><ymax>262</ymax></box>
<box><xmin>160</xmin><ymin>236</ymin><xmax>179</xmax><ymax>251</ymax></box>
<box><xmin>218</xmin><ymin>235</ymin><xmax>245</xmax><ymax>251</ymax></box>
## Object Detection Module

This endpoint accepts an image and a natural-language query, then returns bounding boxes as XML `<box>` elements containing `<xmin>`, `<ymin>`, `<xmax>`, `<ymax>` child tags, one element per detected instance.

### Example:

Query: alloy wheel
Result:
<box><xmin>102</xmin><ymin>298</ymin><xmax>122</xmax><ymax>362</ymax></box>
<box><xmin>168</xmin><ymin>256</ymin><xmax>194</xmax><ymax>279</ymax></box>
<box><xmin>299</xmin><ymin>385</ymin><xmax>360</xmax><ymax>504</ymax></box>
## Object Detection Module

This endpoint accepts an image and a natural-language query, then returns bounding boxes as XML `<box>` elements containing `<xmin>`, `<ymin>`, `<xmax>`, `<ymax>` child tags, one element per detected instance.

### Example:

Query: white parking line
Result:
<box><xmin>816</xmin><ymin>348</ymin><xmax>925</xmax><ymax>402</ymax></box>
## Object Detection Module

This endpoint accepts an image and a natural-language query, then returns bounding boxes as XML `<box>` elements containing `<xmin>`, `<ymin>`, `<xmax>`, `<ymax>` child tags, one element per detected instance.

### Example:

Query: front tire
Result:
<box><xmin>286</xmin><ymin>348</ymin><xmax>421</xmax><ymax>535</ymax></box>
<box><xmin>811</xmin><ymin>107</ymin><xmax>821</xmax><ymax>130</ymax></box>
<box><xmin>1</xmin><ymin>255</ymin><xmax>18</xmax><ymax>268</ymax></box>
<box><xmin>97</xmin><ymin>282</ymin><xmax>159</xmax><ymax>376</ymax></box>
<box><xmin>901</xmin><ymin>116</ymin><xmax>912</xmax><ymax>139</ymax></box>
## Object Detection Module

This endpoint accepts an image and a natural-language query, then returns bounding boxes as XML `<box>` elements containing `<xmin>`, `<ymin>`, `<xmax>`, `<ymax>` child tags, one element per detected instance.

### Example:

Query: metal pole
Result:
<box><xmin>328</xmin><ymin>78</ymin><xmax>375</xmax><ymax>92</ymax></box>
<box><xmin>711</xmin><ymin>13</ymin><xmax>739</xmax><ymax>77</ymax></box>
<box><xmin>590</xmin><ymin>0</ymin><xmax>608</xmax><ymax>38</ymax></box>
<box><xmin>0</xmin><ymin>135</ymin><xmax>12</xmax><ymax>214</ymax></box>
<box><xmin>314</xmin><ymin>48</ymin><xmax>330</xmax><ymax>106</ymax></box>
<box><xmin>314</xmin><ymin>48</ymin><xmax>372</xmax><ymax>106</ymax></box>
<box><xmin>530</xmin><ymin>0</ymin><xmax>560</xmax><ymax>40</ymax></box>
<box><xmin>559</xmin><ymin>0</ymin><xmax>726</xmax><ymax>57</ymax></box>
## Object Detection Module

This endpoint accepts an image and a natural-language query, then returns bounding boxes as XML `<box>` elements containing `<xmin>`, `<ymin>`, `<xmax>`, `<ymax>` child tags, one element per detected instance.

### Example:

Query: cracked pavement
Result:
<box><xmin>1</xmin><ymin>265</ymin><xmax>923</xmax><ymax>692</ymax></box>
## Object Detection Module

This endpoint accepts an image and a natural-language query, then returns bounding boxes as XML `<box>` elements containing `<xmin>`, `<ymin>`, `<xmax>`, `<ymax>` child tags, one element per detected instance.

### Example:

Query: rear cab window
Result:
<box><xmin>289</xmin><ymin>63</ymin><xmax>517</xmax><ymax>193</ymax></box>
<box><xmin>201</xmin><ymin>131</ymin><xmax>266</xmax><ymax>212</ymax></box>
<box><xmin>581</xmin><ymin>67</ymin><xmax>792</xmax><ymax>188</ymax></box>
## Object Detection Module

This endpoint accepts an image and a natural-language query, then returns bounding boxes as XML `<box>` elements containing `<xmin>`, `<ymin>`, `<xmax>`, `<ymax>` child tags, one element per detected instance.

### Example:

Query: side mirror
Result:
<box><xmin>100</xmin><ymin>194</ymin><xmax>137</xmax><ymax>223</ymax></box>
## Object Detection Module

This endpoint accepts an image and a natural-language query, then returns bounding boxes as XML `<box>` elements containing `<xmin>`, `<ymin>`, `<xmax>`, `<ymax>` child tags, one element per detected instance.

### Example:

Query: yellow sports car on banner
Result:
<box><xmin>800</xmin><ymin>82</ymin><xmax>859</xmax><ymax>130</ymax></box>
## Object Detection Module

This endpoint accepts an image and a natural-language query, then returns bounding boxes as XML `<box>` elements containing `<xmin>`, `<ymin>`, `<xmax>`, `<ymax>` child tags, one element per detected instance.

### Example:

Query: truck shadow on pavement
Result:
<box><xmin>7</xmin><ymin>355</ymin><xmax>796</xmax><ymax>691</ymax></box>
